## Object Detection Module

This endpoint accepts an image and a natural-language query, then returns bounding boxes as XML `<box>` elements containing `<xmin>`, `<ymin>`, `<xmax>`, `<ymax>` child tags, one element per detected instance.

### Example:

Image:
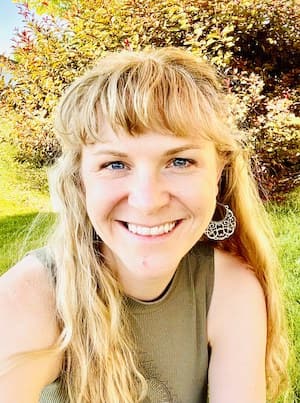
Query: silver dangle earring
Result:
<box><xmin>204</xmin><ymin>203</ymin><xmax>236</xmax><ymax>241</ymax></box>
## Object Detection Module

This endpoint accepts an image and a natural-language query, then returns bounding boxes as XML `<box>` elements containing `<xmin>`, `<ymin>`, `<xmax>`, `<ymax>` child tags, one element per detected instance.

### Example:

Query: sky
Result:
<box><xmin>0</xmin><ymin>0</ymin><xmax>25</xmax><ymax>56</ymax></box>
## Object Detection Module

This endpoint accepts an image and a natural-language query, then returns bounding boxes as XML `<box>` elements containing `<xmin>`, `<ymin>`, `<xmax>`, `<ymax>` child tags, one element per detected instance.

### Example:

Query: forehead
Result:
<box><xmin>82</xmin><ymin>122</ymin><xmax>217</xmax><ymax>158</ymax></box>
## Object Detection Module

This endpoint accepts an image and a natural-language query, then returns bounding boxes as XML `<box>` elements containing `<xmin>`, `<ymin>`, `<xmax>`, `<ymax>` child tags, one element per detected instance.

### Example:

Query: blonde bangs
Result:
<box><xmin>55</xmin><ymin>48</ymin><xmax>233</xmax><ymax>150</ymax></box>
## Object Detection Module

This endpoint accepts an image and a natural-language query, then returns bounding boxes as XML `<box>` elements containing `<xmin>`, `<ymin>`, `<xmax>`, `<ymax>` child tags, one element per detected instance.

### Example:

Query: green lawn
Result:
<box><xmin>0</xmin><ymin>117</ymin><xmax>299</xmax><ymax>402</ymax></box>
<box><xmin>0</xmin><ymin>118</ymin><xmax>52</xmax><ymax>270</ymax></box>
<box><xmin>267</xmin><ymin>190</ymin><xmax>300</xmax><ymax>403</ymax></box>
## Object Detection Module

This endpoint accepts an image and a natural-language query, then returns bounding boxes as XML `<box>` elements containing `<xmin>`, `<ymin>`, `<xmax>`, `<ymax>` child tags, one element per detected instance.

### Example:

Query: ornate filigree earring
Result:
<box><xmin>204</xmin><ymin>203</ymin><xmax>236</xmax><ymax>241</ymax></box>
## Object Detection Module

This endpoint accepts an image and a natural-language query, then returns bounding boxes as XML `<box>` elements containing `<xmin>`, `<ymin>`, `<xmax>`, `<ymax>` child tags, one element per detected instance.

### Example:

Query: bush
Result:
<box><xmin>226</xmin><ymin>70</ymin><xmax>300</xmax><ymax>199</ymax></box>
<box><xmin>251</xmin><ymin>97</ymin><xmax>300</xmax><ymax>199</ymax></box>
<box><xmin>1</xmin><ymin>0</ymin><xmax>299</xmax><ymax>198</ymax></box>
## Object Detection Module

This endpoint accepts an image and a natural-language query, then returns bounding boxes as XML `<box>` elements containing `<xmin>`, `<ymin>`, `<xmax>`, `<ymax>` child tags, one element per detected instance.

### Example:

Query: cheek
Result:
<box><xmin>82</xmin><ymin>177</ymin><xmax>102</xmax><ymax>213</ymax></box>
<box><xmin>185</xmin><ymin>173</ymin><xmax>219</xmax><ymax>201</ymax></box>
<box><xmin>84</xmin><ymin>180</ymin><xmax>124</xmax><ymax>222</ymax></box>
<box><xmin>182</xmin><ymin>175</ymin><xmax>218</xmax><ymax>218</ymax></box>
<box><xmin>85</xmin><ymin>187</ymin><xmax>105</xmax><ymax>215</ymax></box>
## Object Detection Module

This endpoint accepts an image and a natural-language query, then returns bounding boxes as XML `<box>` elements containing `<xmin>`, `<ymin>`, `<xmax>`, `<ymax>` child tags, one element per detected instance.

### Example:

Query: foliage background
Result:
<box><xmin>0</xmin><ymin>0</ymin><xmax>299</xmax><ymax>200</ymax></box>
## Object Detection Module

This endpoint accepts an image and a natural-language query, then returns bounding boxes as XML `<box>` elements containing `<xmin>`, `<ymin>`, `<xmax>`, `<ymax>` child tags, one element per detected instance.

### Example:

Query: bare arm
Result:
<box><xmin>0</xmin><ymin>255</ymin><xmax>63</xmax><ymax>403</ymax></box>
<box><xmin>207</xmin><ymin>249</ymin><xmax>267</xmax><ymax>403</ymax></box>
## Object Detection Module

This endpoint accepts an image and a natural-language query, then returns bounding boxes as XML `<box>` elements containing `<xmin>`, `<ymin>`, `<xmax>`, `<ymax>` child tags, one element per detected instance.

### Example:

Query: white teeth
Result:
<box><xmin>127</xmin><ymin>221</ymin><xmax>176</xmax><ymax>236</ymax></box>
<box><xmin>150</xmin><ymin>226</ymin><xmax>158</xmax><ymax>235</ymax></box>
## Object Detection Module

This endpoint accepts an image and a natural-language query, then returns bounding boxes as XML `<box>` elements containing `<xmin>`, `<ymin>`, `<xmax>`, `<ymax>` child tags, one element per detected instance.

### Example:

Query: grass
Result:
<box><xmin>0</xmin><ymin>117</ymin><xmax>299</xmax><ymax>401</ymax></box>
<box><xmin>0</xmin><ymin>117</ymin><xmax>52</xmax><ymax>271</ymax></box>
<box><xmin>267</xmin><ymin>190</ymin><xmax>300</xmax><ymax>403</ymax></box>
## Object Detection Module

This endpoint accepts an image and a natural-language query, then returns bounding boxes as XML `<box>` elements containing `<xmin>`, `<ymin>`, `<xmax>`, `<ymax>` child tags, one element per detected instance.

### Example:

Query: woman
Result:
<box><xmin>0</xmin><ymin>47</ymin><xmax>288</xmax><ymax>403</ymax></box>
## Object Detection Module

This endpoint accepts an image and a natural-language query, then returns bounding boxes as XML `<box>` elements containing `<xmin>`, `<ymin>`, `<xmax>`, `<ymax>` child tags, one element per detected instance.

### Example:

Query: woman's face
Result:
<box><xmin>80</xmin><ymin>123</ymin><xmax>223</xmax><ymax>286</ymax></box>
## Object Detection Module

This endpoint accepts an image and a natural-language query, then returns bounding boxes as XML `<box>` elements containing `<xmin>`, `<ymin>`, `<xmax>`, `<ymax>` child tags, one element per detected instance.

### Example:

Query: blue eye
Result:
<box><xmin>171</xmin><ymin>158</ymin><xmax>193</xmax><ymax>168</ymax></box>
<box><xmin>104</xmin><ymin>161</ymin><xmax>126</xmax><ymax>170</ymax></box>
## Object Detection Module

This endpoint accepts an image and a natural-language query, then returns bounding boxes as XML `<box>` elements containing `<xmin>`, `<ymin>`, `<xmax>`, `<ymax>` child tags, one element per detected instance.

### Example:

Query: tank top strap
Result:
<box><xmin>188</xmin><ymin>241</ymin><xmax>215</xmax><ymax>314</ymax></box>
<box><xmin>26</xmin><ymin>246</ymin><xmax>57</xmax><ymax>283</ymax></box>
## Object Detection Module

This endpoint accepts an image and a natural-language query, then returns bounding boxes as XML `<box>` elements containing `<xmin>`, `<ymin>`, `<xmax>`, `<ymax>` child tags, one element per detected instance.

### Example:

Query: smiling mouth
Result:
<box><xmin>120</xmin><ymin>220</ymin><xmax>181</xmax><ymax>236</ymax></box>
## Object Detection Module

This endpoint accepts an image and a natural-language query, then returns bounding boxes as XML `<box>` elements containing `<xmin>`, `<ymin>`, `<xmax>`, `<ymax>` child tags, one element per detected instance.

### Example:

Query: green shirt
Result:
<box><xmin>34</xmin><ymin>242</ymin><xmax>214</xmax><ymax>403</ymax></box>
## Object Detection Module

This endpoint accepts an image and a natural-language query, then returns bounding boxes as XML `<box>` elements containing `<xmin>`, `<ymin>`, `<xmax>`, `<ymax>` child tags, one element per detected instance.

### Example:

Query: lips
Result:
<box><xmin>120</xmin><ymin>220</ymin><xmax>180</xmax><ymax>236</ymax></box>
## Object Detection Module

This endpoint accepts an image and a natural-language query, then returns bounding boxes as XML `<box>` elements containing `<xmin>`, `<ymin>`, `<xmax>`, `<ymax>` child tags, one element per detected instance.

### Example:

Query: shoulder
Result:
<box><xmin>208</xmin><ymin>248</ymin><xmax>266</xmax><ymax>343</ymax></box>
<box><xmin>213</xmin><ymin>247</ymin><xmax>265</xmax><ymax>295</ymax></box>
<box><xmin>207</xmin><ymin>248</ymin><xmax>267</xmax><ymax>402</ymax></box>
<box><xmin>0</xmin><ymin>254</ymin><xmax>62</xmax><ymax>398</ymax></box>
<box><xmin>0</xmin><ymin>253</ymin><xmax>58</xmax><ymax>344</ymax></box>
<box><xmin>0</xmin><ymin>253</ymin><xmax>60</xmax><ymax>355</ymax></box>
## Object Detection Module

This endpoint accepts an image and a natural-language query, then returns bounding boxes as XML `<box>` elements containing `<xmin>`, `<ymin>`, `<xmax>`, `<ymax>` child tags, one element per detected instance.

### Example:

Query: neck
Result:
<box><xmin>119</xmin><ymin>270</ymin><xmax>176</xmax><ymax>302</ymax></box>
<box><xmin>101</xmin><ymin>244</ymin><xmax>178</xmax><ymax>301</ymax></box>
<box><xmin>102</xmin><ymin>244</ymin><xmax>179</xmax><ymax>302</ymax></box>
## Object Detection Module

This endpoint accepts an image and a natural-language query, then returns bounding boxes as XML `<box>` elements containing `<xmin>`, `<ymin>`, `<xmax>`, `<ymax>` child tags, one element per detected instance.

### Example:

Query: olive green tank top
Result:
<box><xmin>33</xmin><ymin>242</ymin><xmax>214</xmax><ymax>403</ymax></box>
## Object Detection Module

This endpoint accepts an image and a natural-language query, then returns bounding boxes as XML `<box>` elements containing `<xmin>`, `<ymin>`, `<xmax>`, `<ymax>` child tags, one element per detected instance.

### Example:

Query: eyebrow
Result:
<box><xmin>91</xmin><ymin>145</ymin><xmax>204</xmax><ymax>157</ymax></box>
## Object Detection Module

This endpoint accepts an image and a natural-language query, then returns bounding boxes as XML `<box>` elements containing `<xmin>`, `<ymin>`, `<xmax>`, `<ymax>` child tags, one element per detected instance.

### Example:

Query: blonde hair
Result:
<box><xmin>40</xmin><ymin>48</ymin><xmax>289</xmax><ymax>401</ymax></box>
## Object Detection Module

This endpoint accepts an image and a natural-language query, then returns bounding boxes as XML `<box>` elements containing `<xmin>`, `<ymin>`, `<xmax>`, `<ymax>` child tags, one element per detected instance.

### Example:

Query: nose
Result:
<box><xmin>127</xmin><ymin>171</ymin><xmax>170</xmax><ymax>214</ymax></box>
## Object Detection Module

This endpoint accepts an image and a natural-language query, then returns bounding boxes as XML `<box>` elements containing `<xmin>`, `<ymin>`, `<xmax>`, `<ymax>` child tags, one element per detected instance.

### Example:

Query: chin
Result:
<box><xmin>119</xmin><ymin>251</ymin><xmax>185</xmax><ymax>279</ymax></box>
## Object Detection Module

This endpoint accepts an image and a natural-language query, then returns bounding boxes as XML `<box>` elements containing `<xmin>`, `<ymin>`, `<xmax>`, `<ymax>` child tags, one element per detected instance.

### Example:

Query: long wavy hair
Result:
<box><xmin>31</xmin><ymin>48</ymin><xmax>291</xmax><ymax>401</ymax></box>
